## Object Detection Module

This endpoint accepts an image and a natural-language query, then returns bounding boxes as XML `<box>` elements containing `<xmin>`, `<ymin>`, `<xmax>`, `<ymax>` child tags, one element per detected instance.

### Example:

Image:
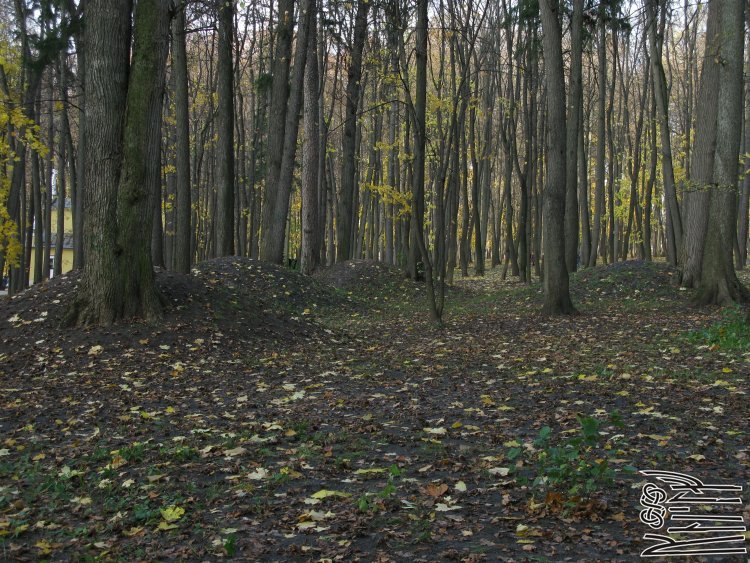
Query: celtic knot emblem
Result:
<box><xmin>640</xmin><ymin>483</ymin><xmax>668</xmax><ymax>529</ymax></box>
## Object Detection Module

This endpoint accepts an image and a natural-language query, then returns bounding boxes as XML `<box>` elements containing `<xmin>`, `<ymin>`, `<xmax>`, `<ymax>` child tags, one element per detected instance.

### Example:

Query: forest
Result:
<box><xmin>1</xmin><ymin>0</ymin><xmax>749</xmax><ymax>559</ymax></box>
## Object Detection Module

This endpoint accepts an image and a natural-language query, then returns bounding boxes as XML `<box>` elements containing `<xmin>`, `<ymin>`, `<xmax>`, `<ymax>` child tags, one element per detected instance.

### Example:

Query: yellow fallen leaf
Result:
<box><xmin>310</xmin><ymin>489</ymin><xmax>351</xmax><ymax>500</ymax></box>
<box><xmin>160</xmin><ymin>505</ymin><xmax>185</xmax><ymax>522</ymax></box>
<box><xmin>35</xmin><ymin>540</ymin><xmax>53</xmax><ymax>554</ymax></box>
<box><xmin>353</xmin><ymin>468</ymin><xmax>387</xmax><ymax>475</ymax></box>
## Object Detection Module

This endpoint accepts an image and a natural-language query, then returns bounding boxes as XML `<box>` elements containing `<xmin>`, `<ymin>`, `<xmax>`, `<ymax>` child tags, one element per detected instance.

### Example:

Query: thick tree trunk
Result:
<box><xmin>66</xmin><ymin>0</ymin><xmax>169</xmax><ymax>325</ymax></box>
<box><xmin>680</xmin><ymin>0</ymin><xmax>721</xmax><ymax>287</ymax></box>
<box><xmin>539</xmin><ymin>0</ymin><xmax>576</xmax><ymax>315</ymax></box>
<box><xmin>695</xmin><ymin>0</ymin><xmax>749</xmax><ymax>305</ymax></box>
<box><xmin>65</xmin><ymin>0</ymin><xmax>131</xmax><ymax>325</ymax></box>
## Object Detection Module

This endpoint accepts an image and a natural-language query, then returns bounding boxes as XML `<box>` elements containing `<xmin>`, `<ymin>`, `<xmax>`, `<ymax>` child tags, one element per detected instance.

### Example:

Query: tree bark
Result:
<box><xmin>539</xmin><ymin>0</ymin><xmax>576</xmax><ymax>315</ymax></box>
<box><xmin>565</xmin><ymin>0</ymin><xmax>583</xmax><ymax>272</ymax></box>
<box><xmin>680</xmin><ymin>0</ymin><xmax>721</xmax><ymax>287</ymax></box>
<box><xmin>695</xmin><ymin>0</ymin><xmax>749</xmax><ymax>305</ymax></box>
<box><xmin>264</xmin><ymin>0</ymin><xmax>313</xmax><ymax>264</ymax></box>
<box><xmin>215</xmin><ymin>0</ymin><xmax>235</xmax><ymax>256</ymax></box>
<box><xmin>589</xmin><ymin>11</ymin><xmax>607</xmax><ymax>268</ymax></box>
<box><xmin>336</xmin><ymin>0</ymin><xmax>371</xmax><ymax>262</ymax></box>
<box><xmin>66</xmin><ymin>0</ymin><xmax>169</xmax><ymax>325</ymax></box>
<box><xmin>300</xmin><ymin>0</ymin><xmax>319</xmax><ymax>275</ymax></box>
<box><xmin>173</xmin><ymin>3</ymin><xmax>192</xmax><ymax>273</ymax></box>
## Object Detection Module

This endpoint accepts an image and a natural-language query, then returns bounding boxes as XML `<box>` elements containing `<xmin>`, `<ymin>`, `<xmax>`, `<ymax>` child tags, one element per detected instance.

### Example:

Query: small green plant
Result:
<box><xmin>357</xmin><ymin>466</ymin><xmax>401</xmax><ymax>512</ymax></box>
<box><xmin>223</xmin><ymin>533</ymin><xmax>237</xmax><ymax>556</ymax></box>
<box><xmin>165</xmin><ymin>446</ymin><xmax>199</xmax><ymax>462</ymax></box>
<box><xmin>513</xmin><ymin>413</ymin><xmax>630</xmax><ymax>499</ymax></box>
<box><xmin>688</xmin><ymin>306</ymin><xmax>750</xmax><ymax>351</ymax></box>
<box><xmin>118</xmin><ymin>442</ymin><xmax>147</xmax><ymax>462</ymax></box>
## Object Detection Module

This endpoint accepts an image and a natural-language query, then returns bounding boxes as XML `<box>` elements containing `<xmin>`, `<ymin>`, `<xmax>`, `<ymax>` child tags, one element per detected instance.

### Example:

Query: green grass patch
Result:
<box><xmin>687</xmin><ymin>306</ymin><xmax>750</xmax><ymax>351</ymax></box>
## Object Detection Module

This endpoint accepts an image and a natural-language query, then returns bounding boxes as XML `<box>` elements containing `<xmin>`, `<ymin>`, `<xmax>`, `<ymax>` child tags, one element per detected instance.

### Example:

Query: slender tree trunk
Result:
<box><xmin>579</xmin><ymin>102</ymin><xmax>591</xmax><ymax>266</ymax></box>
<box><xmin>336</xmin><ymin>0</ymin><xmax>371</xmax><ymax>262</ymax></box>
<box><xmin>32</xmin><ymin>150</ymin><xmax>43</xmax><ymax>284</ymax></box>
<box><xmin>173</xmin><ymin>4</ymin><xmax>192</xmax><ymax>273</ymax></box>
<box><xmin>590</xmin><ymin>13</ymin><xmax>606</xmax><ymax>268</ymax></box>
<box><xmin>565</xmin><ymin>0</ymin><xmax>583</xmax><ymax>272</ymax></box>
<box><xmin>264</xmin><ymin>0</ymin><xmax>313</xmax><ymax>264</ymax></box>
<box><xmin>215</xmin><ymin>0</ymin><xmax>235</xmax><ymax>256</ymax></box>
<box><xmin>301</xmin><ymin>0</ymin><xmax>319</xmax><ymax>275</ymax></box>
<box><xmin>55</xmin><ymin>95</ymin><xmax>66</xmax><ymax>277</ymax></box>
<box><xmin>261</xmin><ymin>0</ymin><xmax>294</xmax><ymax>259</ymax></box>
<box><xmin>648</xmin><ymin>0</ymin><xmax>683</xmax><ymax>266</ymax></box>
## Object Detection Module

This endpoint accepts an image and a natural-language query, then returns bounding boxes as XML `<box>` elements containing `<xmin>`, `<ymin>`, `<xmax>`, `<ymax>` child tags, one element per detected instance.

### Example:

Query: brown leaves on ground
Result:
<box><xmin>1</xmin><ymin>259</ymin><xmax>748</xmax><ymax>560</ymax></box>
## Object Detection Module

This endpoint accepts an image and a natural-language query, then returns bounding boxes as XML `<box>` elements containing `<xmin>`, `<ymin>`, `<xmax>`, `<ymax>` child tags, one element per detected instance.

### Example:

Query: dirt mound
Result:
<box><xmin>316</xmin><ymin>259</ymin><xmax>417</xmax><ymax>294</ymax></box>
<box><xmin>196</xmin><ymin>257</ymin><xmax>345</xmax><ymax>312</ymax></box>
<box><xmin>0</xmin><ymin>258</ymin><xmax>353</xmax><ymax>380</ymax></box>
<box><xmin>572</xmin><ymin>260</ymin><xmax>677</xmax><ymax>301</ymax></box>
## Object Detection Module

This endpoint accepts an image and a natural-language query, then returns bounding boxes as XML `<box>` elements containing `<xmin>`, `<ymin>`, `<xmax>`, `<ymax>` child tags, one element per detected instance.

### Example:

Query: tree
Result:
<box><xmin>260</xmin><ymin>0</ymin><xmax>294</xmax><ymax>262</ymax></box>
<box><xmin>589</xmin><ymin>5</ymin><xmax>607</xmax><ymax>268</ymax></box>
<box><xmin>300</xmin><ymin>0</ymin><xmax>320</xmax><ymax>275</ymax></box>
<box><xmin>539</xmin><ymin>0</ymin><xmax>576</xmax><ymax>315</ymax></box>
<box><xmin>65</xmin><ymin>0</ymin><xmax>170</xmax><ymax>325</ymax></box>
<box><xmin>336</xmin><ymin>0</ymin><xmax>370</xmax><ymax>262</ymax></box>
<box><xmin>649</xmin><ymin>0</ymin><xmax>682</xmax><ymax>263</ymax></box>
<box><xmin>564</xmin><ymin>0</ymin><xmax>583</xmax><ymax>273</ymax></box>
<box><xmin>215</xmin><ymin>0</ymin><xmax>235</xmax><ymax>257</ymax></box>
<box><xmin>173</xmin><ymin>2</ymin><xmax>192</xmax><ymax>274</ymax></box>
<box><xmin>264</xmin><ymin>0</ymin><xmax>313</xmax><ymax>264</ymax></box>
<box><xmin>694</xmin><ymin>0</ymin><xmax>748</xmax><ymax>304</ymax></box>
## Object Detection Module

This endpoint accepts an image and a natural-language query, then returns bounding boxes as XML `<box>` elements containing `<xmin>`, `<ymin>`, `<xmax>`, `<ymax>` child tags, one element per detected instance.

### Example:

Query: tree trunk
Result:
<box><xmin>336</xmin><ymin>0</ymin><xmax>370</xmax><ymax>262</ymax></box>
<box><xmin>300</xmin><ymin>0</ymin><xmax>319</xmax><ymax>275</ymax></box>
<box><xmin>261</xmin><ymin>0</ymin><xmax>294</xmax><ymax>259</ymax></box>
<box><xmin>565</xmin><ymin>0</ymin><xmax>583</xmax><ymax>272</ymax></box>
<box><xmin>680</xmin><ymin>0</ymin><xmax>721</xmax><ymax>287</ymax></box>
<box><xmin>215</xmin><ymin>0</ymin><xmax>235</xmax><ymax>256</ymax></box>
<box><xmin>695</xmin><ymin>0</ymin><xmax>749</xmax><ymax>305</ymax></box>
<box><xmin>65</xmin><ymin>0</ymin><xmax>131</xmax><ymax>325</ymax></box>
<box><xmin>589</xmin><ymin>12</ymin><xmax>606</xmax><ymax>268</ymax></box>
<box><xmin>647</xmin><ymin>0</ymin><xmax>682</xmax><ymax>265</ymax></box>
<box><xmin>539</xmin><ymin>0</ymin><xmax>576</xmax><ymax>315</ymax></box>
<box><xmin>264</xmin><ymin>0</ymin><xmax>313</xmax><ymax>264</ymax></box>
<box><xmin>66</xmin><ymin>0</ymin><xmax>169</xmax><ymax>325</ymax></box>
<box><xmin>173</xmin><ymin>4</ymin><xmax>192</xmax><ymax>273</ymax></box>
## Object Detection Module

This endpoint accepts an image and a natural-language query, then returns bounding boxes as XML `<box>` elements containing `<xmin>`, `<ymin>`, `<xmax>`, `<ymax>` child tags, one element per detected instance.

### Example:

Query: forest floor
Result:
<box><xmin>1</xmin><ymin>258</ymin><xmax>749</xmax><ymax>561</ymax></box>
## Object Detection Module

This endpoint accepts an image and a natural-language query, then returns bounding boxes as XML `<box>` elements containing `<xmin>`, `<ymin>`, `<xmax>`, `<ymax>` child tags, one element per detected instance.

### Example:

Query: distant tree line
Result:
<box><xmin>0</xmin><ymin>0</ymin><xmax>747</xmax><ymax>323</ymax></box>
